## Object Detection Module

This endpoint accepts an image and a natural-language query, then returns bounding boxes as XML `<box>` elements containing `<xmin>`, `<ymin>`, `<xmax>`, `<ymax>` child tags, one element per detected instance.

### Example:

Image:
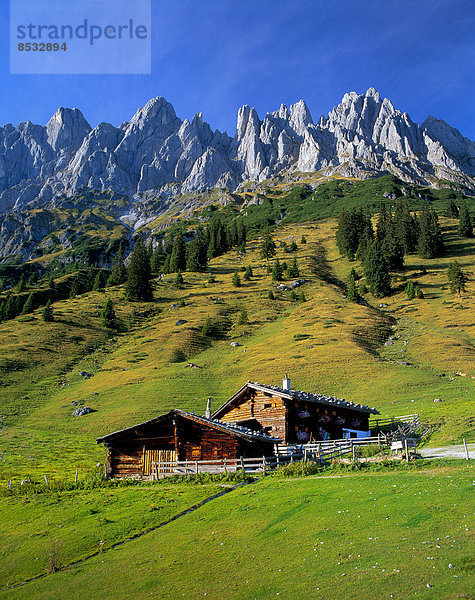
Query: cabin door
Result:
<box><xmin>143</xmin><ymin>448</ymin><xmax>176</xmax><ymax>476</ymax></box>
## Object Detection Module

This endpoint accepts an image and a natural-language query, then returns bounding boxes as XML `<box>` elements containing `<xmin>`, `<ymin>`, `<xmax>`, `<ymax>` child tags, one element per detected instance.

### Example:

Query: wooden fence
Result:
<box><xmin>151</xmin><ymin>436</ymin><xmax>400</xmax><ymax>478</ymax></box>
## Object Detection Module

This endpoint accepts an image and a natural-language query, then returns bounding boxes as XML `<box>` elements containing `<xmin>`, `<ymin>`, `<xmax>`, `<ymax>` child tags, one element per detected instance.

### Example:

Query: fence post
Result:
<box><xmin>262</xmin><ymin>456</ymin><xmax>266</xmax><ymax>475</ymax></box>
<box><xmin>75</xmin><ymin>468</ymin><xmax>79</xmax><ymax>483</ymax></box>
<box><xmin>352</xmin><ymin>442</ymin><xmax>356</xmax><ymax>463</ymax></box>
<box><xmin>378</xmin><ymin>433</ymin><xmax>381</xmax><ymax>447</ymax></box>
<box><xmin>404</xmin><ymin>439</ymin><xmax>409</xmax><ymax>462</ymax></box>
<box><xmin>463</xmin><ymin>438</ymin><xmax>470</xmax><ymax>460</ymax></box>
<box><xmin>304</xmin><ymin>447</ymin><xmax>307</xmax><ymax>462</ymax></box>
<box><xmin>44</xmin><ymin>474</ymin><xmax>48</xmax><ymax>487</ymax></box>
<box><xmin>224</xmin><ymin>457</ymin><xmax>227</xmax><ymax>473</ymax></box>
<box><xmin>8</xmin><ymin>480</ymin><xmax>11</xmax><ymax>490</ymax></box>
<box><xmin>195</xmin><ymin>460</ymin><xmax>199</xmax><ymax>474</ymax></box>
<box><xmin>240</xmin><ymin>456</ymin><xmax>245</xmax><ymax>472</ymax></box>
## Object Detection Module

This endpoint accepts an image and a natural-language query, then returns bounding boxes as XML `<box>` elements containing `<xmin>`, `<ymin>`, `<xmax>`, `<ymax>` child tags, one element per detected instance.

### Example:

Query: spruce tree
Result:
<box><xmin>101</xmin><ymin>298</ymin><xmax>116</xmax><ymax>328</ymax></box>
<box><xmin>21</xmin><ymin>293</ymin><xmax>34</xmax><ymax>315</ymax></box>
<box><xmin>17</xmin><ymin>275</ymin><xmax>25</xmax><ymax>293</ymax></box>
<box><xmin>347</xmin><ymin>270</ymin><xmax>359</xmax><ymax>303</ymax></box>
<box><xmin>42</xmin><ymin>300</ymin><xmax>54</xmax><ymax>322</ymax></box>
<box><xmin>125</xmin><ymin>238</ymin><xmax>153</xmax><ymax>301</ymax></box>
<box><xmin>363</xmin><ymin>241</ymin><xmax>391</xmax><ymax>297</ymax></box>
<box><xmin>289</xmin><ymin>289</ymin><xmax>297</xmax><ymax>301</ymax></box>
<box><xmin>260</xmin><ymin>230</ymin><xmax>276</xmax><ymax>259</ymax></box>
<box><xmin>267</xmin><ymin>289</ymin><xmax>275</xmax><ymax>300</ymax></box>
<box><xmin>48</xmin><ymin>276</ymin><xmax>56</xmax><ymax>290</ymax></box>
<box><xmin>458</xmin><ymin>202</ymin><xmax>473</xmax><ymax>238</ymax></box>
<box><xmin>69</xmin><ymin>276</ymin><xmax>82</xmax><ymax>298</ymax></box>
<box><xmin>169</xmin><ymin>233</ymin><xmax>187</xmax><ymax>273</ymax></box>
<box><xmin>238</xmin><ymin>307</ymin><xmax>248</xmax><ymax>325</ymax></box>
<box><xmin>405</xmin><ymin>280</ymin><xmax>415</xmax><ymax>300</ymax></box>
<box><xmin>298</xmin><ymin>290</ymin><xmax>306</xmax><ymax>302</ymax></box>
<box><xmin>174</xmin><ymin>271</ymin><xmax>184</xmax><ymax>287</ymax></box>
<box><xmin>414</xmin><ymin>284</ymin><xmax>424</xmax><ymax>299</ymax></box>
<box><xmin>243</xmin><ymin>265</ymin><xmax>253</xmax><ymax>280</ymax></box>
<box><xmin>287</xmin><ymin>257</ymin><xmax>300</xmax><ymax>278</ymax></box>
<box><xmin>272</xmin><ymin>259</ymin><xmax>283</xmax><ymax>281</ymax></box>
<box><xmin>232</xmin><ymin>272</ymin><xmax>241</xmax><ymax>287</ymax></box>
<box><xmin>446</xmin><ymin>199</ymin><xmax>459</xmax><ymax>218</ymax></box>
<box><xmin>418</xmin><ymin>207</ymin><xmax>444</xmax><ymax>258</ymax></box>
<box><xmin>93</xmin><ymin>272</ymin><xmax>104</xmax><ymax>292</ymax></box>
<box><xmin>300</xmin><ymin>235</ymin><xmax>307</xmax><ymax>244</ymax></box>
<box><xmin>447</xmin><ymin>260</ymin><xmax>467</xmax><ymax>296</ymax></box>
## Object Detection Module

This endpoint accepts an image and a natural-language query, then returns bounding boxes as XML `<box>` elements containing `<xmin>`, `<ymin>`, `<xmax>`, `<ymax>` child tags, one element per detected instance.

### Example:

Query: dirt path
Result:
<box><xmin>419</xmin><ymin>444</ymin><xmax>474</xmax><ymax>459</ymax></box>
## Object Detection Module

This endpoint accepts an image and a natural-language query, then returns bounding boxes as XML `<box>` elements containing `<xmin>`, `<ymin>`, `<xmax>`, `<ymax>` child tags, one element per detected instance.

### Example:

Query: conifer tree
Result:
<box><xmin>458</xmin><ymin>202</ymin><xmax>473</xmax><ymax>238</ymax></box>
<box><xmin>405</xmin><ymin>280</ymin><xmax>415</xmax><ymax>300</ymax></box>
<box><xmin>363</xmin><ymin>241</ymin><xmax>391</xmax><ymax>297</ymax></box>
<box><xmin>27</xmin><ymin>272</ymin><xmax>38</xmax><ymax>286</ymax></box>
<box><xmin>5</xmin><ymin>295</ymin><xmax>17</xmax><ymax>320</ymax></box>
<box><xmin>42</xmin><ymin>300</ymin><xmax>54</xmax><ymax>322</ymax></box>
<box><xmin>446</xmin><ymin>199</ymin><xmax>459</xmax><ymax>218</ymax></box>
<box><xmin>93</xmin><ymin>272</ymin><xmax>104</xmax><ymax>292</ymax></box>
<box><xmin>414</xmin><ymin>284</ymin><xmax>424</xmax><ymax>299</ymax></box>
<box><xmin>174</xmin><ymin>271</ymin><xmax>184</xmax><ymax>287</ymax></box>
<box><xmin>232</xmin><ymin>271</ymin><xmax>241</xmax><ymax>287</ymax></box>
<box><xmin>186</xmin><ymin>232</ymin><xmax>208</xmax><ymax>272</ymax></box>
<box><xmin>260</xmin><ymin>229</ymin><xmax>276</xmax><ymax>259</ymax></box>
<box><xmin>69</xmin><ymin>276</ymin><xmax>82</xmax><ymax>298</ymax></box>
<box><xmin>298</xmin><ymin>290</ymin><xmax>306</xmax><ymax>302</ymax></box>
<box><xmin>289</xmin><ymin>289</ymin><xmax>297</xmax><ymax>301</ymax></box>
<box><xmin>21</xmin><ymin>293</ymin><xmax>34</xmax><ymax>315</ymax></box>
<box><xmin>48</xmin><ymin>276</ymin><xmax>56</xmax><ymax>290</ymax></box>
<box><xmin>101</xmin><ymin>298</ymin><xmax>116</xmax><ymax>328</ymax></box>
<box><xmin>300</xmin><ymin>235</ymin><xmax>307</xmax><ymax>244</ymax></box>
<box><xmin>417</xmin><ymin>206</ymin><xmax>444</xmax><ymax>258</ymax></box>
<box><xmin>243</xmin><ymin>265</ymin><xmax>253</xmax><ymax>280</ymax></box>
<box><xmin>125</xmin><ymin>238</ymin><xmax>153</xmax><ymax>301</ymax></box>
<box><xmin>169</xmin><ymin>232</ymin><xmax>187</xmax><ymax>273</ymax></box>
<box><xmin>272</xmin><ymin>259</ymin><xmax>283</xmax><ymax>281</ymax></box>
<box><xmin>287</xmin><ymin>257</ymin><xmax>300</xmax><ymax>278</ymax></box>
<box><xmin>447</xmin><ymin>260</ymin><xmax>467</xmax><ymax>297</ymax></box>
<box><xmin>17</xmin><ymin>274</ymin><xmax>25</xmax><ymax>293</ymax></box>
<box><xmin>267</xmin><ymin>289</ymin><xmax>275</xmax><ymax>300</ymax></box>
<box><xmin>347</xmin><ymin>269</ymin><xmax>359</xmax><ymax>303</ymax></box>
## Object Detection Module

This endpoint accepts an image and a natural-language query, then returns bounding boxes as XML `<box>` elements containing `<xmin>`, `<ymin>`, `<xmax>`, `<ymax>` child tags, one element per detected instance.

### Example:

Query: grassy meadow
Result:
<box><xmin>1</xmin><ymin>463</ymin><xmax>472</xmax><ymax>599</ymax></box>
<box><xmin>0</xmin><ymin>216</ymin><xmax>473</xmax><ymax>485</ymax></box>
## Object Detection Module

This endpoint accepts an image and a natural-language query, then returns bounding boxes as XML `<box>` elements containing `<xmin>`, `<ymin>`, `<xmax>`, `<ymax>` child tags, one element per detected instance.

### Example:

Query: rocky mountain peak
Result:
<box><xmin>46</xmin><ymin>107</ymin><xmax>91</xmax><ymax>152</ymax></box>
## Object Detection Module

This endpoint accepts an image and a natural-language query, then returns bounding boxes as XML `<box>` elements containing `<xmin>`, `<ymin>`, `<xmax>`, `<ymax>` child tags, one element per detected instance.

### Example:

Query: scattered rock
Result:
<box><xmin>379</xmin><ymin>303</ymin><xmax>388</xmax><ymax>308</ymax></box>
<box><xmin>169</xmin><ymin>304</ymin><xmax>179</xmax><ymax>310</ymax></box>
<box><xmin>230</xmin><ymin>341</ymin><xmax>241</xmax><ymax>347</ymax></box>
<box><xmin>73</xmin><ymin>406</ymin><xmax>93</xmax><ymax>417</ymax></box>
<box><xmin>79</xmin><ymin>371</ymin><xmax>92</xmax><ymax>379</ymax></box>
<box><xmin>384</xmin><ymin>340</ymin><xmax>393</xmax><ymax>346</ymax></box>
<box><xmin>184</xmin><ymin>362</ymin><xmax>201</xmax><ymax>369</ymax></box>
<box><xmin>289</xmin><ymin>279</ymin><xmax>306</xmax><ymax>289</ymax></box>
<box><xmin>433</xmin><ymin>398</ymin><xmax>443</xmax><ymax>403</ymax></box>
<box><xmin>175</xmin><ymin>319</ymin><xmax>187</xmax><ymax>326</ymax></box>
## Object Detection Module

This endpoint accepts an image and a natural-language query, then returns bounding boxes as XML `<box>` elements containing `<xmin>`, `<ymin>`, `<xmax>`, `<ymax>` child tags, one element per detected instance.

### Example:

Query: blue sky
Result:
<box><xmin>1</xmin><ymin>0</ymin><xmax>474</xmax><ymax>138</ymax></box>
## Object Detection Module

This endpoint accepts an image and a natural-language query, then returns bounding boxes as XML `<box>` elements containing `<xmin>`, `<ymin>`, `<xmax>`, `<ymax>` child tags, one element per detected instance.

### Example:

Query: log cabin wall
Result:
<box><xmin>181</xmin><ymin>418</ymin><xmax>240</xmax><ymax>460</ymax></box>
<box><xmin>287</xmin><ymin>400</ymin><xmax>370</xmax><ymax>443</ymax></box>
<box><xmin>219</xmin><ymin>391</ymin><xmax>288</xmax><ymax>440</ymax></box>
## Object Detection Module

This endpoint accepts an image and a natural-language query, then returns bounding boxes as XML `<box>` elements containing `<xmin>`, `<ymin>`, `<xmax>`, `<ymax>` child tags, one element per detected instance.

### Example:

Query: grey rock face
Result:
<box><xmin>0</xmin><ymin>88</ymin><xmax>473</xmax><ymax>215</ymax></box>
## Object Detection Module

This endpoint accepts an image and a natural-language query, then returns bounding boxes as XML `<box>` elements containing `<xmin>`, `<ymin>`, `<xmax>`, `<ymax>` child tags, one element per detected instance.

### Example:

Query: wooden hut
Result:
<box><xmin>212</xmin><ymin>377</ymin><xmax>379</xmax><ymax>443</ymax></box>
<box><xmin>97</xmin><ymin>409</ymin><xmax>281</xmax><ymax>479</ymax></box>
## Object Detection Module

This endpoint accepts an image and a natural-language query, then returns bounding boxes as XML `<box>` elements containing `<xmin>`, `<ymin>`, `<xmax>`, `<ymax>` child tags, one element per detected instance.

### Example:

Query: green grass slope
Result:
<box><xmin>3</xmin><ymin>464</ymin><xmax>473</xmax><ymax>600</ymax></box>
<box><xmin>0</xmin><ymin>217</ymin><xmax>473</xmax><ymax>485</ymax></box>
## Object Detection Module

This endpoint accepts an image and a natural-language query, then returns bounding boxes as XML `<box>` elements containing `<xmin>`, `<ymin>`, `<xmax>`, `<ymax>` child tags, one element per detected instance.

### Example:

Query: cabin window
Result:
<box><xmin>332</xmin><ymin>411</ymin><xmax>336</xmax><ymax>416</ymax></box>
<box><xmin>190</xmin><ymin>446</ymin><xmax>201</xmax><ymax>460</ymax></box>
<box><xmin>264</xmin><ymin>392</ymin><xmax>272</xmax><ymax>397</ymax></box>
<box><xmin>294</xmin><ymin>425</ymin><xmax>299</xmax><ymax>431</ymax></box>
<box><xmin>263</xmin><ymin>403</ymin><xmax>272</xmax><ymax>409</ymax></box>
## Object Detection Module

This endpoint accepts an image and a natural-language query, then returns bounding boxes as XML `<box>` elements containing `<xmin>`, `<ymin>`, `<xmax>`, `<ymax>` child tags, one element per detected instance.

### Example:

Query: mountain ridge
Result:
<box><xmin>1</xmin><ymin>88</ymin><xmax>474</xmax><ymax>216</ymax></box>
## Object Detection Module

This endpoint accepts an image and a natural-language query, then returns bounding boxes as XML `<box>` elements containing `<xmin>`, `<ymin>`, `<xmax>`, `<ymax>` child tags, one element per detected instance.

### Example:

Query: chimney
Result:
<box><xmin>282</xmin><ymin>374</ymin><xmax>291</xmax><ymax>391</ymax></box>
<box><xmin>205</xmin><ymin>397</ymin><xmax>212</xmax><ymax>419</ymax></box>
